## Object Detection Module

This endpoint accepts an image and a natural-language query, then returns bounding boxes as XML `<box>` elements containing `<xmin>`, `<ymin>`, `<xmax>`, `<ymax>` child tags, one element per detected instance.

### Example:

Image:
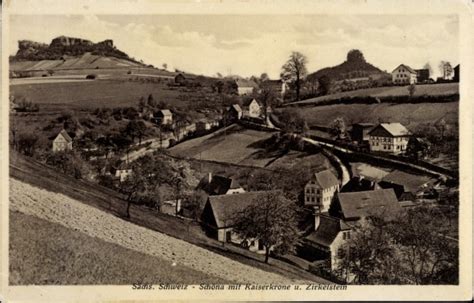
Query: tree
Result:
<box><xmin>231</xmin><ymin>192</ymin><xmax>302</xmax><ymax>263</ymax></box>
<box><xmin>278</xmin><ymin>108</ymin><xmax>308</xmax><ymax>134</ymax></box>
<box><xmin>438</xmin><ymin>61</ymin><xmax>453</xmax><ymax>80</ymax></box>
<box><xmin>281</xmin><ymin>51</ymin><xmax>308</xmax><ymax>101</ymax></box>
<box><xmin>346</xmin><ymin>49</ymin><xmax>365</xmax><ymax>63</ymax></box>
<box><xmin>423</xmin><ymin>62</ymin><xmax>433</xmax><ymax>77</ymax></box>
<box><xmin>125</xmin><ymin>120</ymin><xmax>147</xmax><ymax>144</ymax></box>
<box><xmin>119</xmin><ymin>168</ymin><xmax>146</xmax><ymax>218</ymax></box>
<box><xmin>330</xmin><ymin>117</ymin><xmax>347</xmax><ymax>139</ymax></box>
<box><xmin>147</xmin><ymin>94</ymin><xmax>156</xmax><ymax>108</ymax></box>
<box><xmin>162</xmin><ymin>63</ymin><xmax>167</xmax><ymax>70</ymax></box>
<box><xmin>17</xmin><ymin>133</ymin><xmax>39</xmax><ymax>156</ymax></box>
<box><xmin>260</xmin><ymin>73</ymin><xmax>270</xmax><ymax>82</ymax></box>
<box><xmin>408</xmin><ymin>83</ymin><xmax>416</xmax><ymax>98</ymax></box>
<box><xmin>318</xmin><ymin>75</ymin><xmax>332</xmax><ymax>96</ymax></box>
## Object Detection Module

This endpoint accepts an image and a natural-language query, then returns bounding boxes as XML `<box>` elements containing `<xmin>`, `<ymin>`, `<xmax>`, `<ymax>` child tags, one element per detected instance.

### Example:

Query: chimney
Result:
<box><xmin>314</xmin><ymin>206</ymin><xmax>321</xmax><ymax>230</ymax></box>
<box><xmin>208</xmin><ymin>172</ymin><xmax>212</xmax><ymax>183</ymax></box>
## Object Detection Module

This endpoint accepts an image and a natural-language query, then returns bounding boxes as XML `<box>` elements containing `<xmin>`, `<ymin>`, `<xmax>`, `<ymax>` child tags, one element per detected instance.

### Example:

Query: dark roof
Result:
<box><xmin>208</xmin><ymin>191</ymin><xmax>276</xmax><ymax>228</ymax></box>
<box><xmin>229</xmin><ymin>104</ymin><xmax>242</xmax><ymax>113</ymax></box>
<box><xmin>310</xmin><ymin>170</ymin><xmax>339</xmax><ymax>189</ymax></box>
<box><xmin>368</xmin><ymin>123</ymin><xmax>411</xmax><ymax>137</ymax></box>
<box><xmin>381</xmin><ymin>170</ymin><xmax>435</xmax><ymax>193</ymax></box>
<box><xmin>306</xmin><ymin>214</ymin><xmax>351</xmax><ymax>247</ymax></box>
<box><xmin>57</xmin><ymin>129</ymin><xmax>73</xmax><ymax>143</ymax></box>
<box><xmin>337</xmin><ymin>189</ymin><xmax>401</xmax><ymax>220</ymax></box>
<box><xmin>197</xmin><ymin>174</ymin><xmax>242</xmax><ymax>195</ymax></box>
<box><xmin>352</xmin><ymin>123</ymin><xmax>374</xmax><ymax>128</ymax></box>
<box><xmin>392</xmin><ymin>64</ymin><xmax>417</xmax><ymax>74</ymax></box>
<box><xmin>235</xmin><ymin>79</ymin><xmax>258</xmax><ymax>88</ymax></box>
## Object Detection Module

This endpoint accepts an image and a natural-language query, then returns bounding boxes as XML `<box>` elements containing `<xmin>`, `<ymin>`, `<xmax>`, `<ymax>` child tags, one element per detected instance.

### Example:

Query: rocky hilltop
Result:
<box><xmin>13</xmin><ymin>36</ymin><xmax>135</xmax><ymax>63</ymax></box>
<box><xmin>307</xmin><ymin>49</ymin><xmax>386</xmax><ymax>82</ymax></box>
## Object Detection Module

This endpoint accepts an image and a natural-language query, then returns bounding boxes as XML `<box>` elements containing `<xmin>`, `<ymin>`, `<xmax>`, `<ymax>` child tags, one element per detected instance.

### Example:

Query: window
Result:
<box><xmin>343</xmin><ymin>231</ymin><xmax>351</xmax><ymax>240</ymax></box>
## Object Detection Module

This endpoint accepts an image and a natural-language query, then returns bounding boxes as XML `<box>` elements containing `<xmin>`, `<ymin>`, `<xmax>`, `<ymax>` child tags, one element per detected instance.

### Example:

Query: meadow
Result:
<box><xmin>293</xmin><ymin>83</ymin><xmax>459</xmax><ymax>106</ymax></box>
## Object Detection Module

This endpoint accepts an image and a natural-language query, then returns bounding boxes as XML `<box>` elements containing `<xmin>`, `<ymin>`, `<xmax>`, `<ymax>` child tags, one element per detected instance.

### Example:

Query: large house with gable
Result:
<box><xmin>235</xmin><ymin>79</ymin><xmax>259</xmax><ymax>95</ymax></box>
<box><xmin>304</xmin><ymin>169</ymin><xmax>340</xmax><ymax>212</ymax></box>
<box><xmin>368</xmin><ymin>123</ymin><xmax>411</xmax><ymax>155</ymax></box>
<box><xmin>52</xmin><ymin>129</ymin><xmax>73</xmax><ymax>152</ymax></box>
<box><xmin>391</xmin><ymin>64</ymin><xmax>417</xmax><ymax>85</ymax></box>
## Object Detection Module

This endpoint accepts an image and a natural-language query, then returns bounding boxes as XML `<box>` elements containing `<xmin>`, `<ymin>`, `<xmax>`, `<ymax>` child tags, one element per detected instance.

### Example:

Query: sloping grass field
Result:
<box><xmin>10</xmin><ymin>79</ymin><xmax>203</xmax><ymax>111</ymax></box>
<box><xmin>293</xmin><ymin>83</ymin><xmax>459</xmax><ymax>106</ymax></box>
<box><xmin>294</xmin><ymin>102</ymin><xmax>458</xmax><ymax>130</ymax></box>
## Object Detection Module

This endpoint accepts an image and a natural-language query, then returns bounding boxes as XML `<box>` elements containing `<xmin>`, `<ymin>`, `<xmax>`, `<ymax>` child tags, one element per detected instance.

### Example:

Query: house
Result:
<box><xmin>391</xmin><ymin>64</ymin><xmax>417</xmax><ymax>85</ymax></box>
<box><xmin>160</xmin><ymin>199</ymin><xmax>182</xmax><ymax>216</ymax></box>
<box><xmin>329</xmin><ymin>188</ymin><xmax>401</xmax><ymax>221</ymax></box>
<box><xmin>110</xmin><ymin>162</ymin><xmax>133</xmax><ymax>182</ymax></box>
<box><xmin>261</xmin><ymin>79</ymin><xmax>288</xmax><ymax>97</ymax></box>
<box><xmin>196</xmin><ymin>173</ymin><xmax>245</xmax><ymax>196</ymax></box>
<box><xmin>378</xmin><ymin>170</ymin><xmax>436</xmax><ymax>201</ymax></box>
<box><xmin>340</xmin><ymin>176</ymin><xmax>381</xmax><ymax>193</ymax></box>
<box><xmin>200</xmin><ymin>191</ymin><xmax>274</xmax><ymax>252</ymax></box>
<box><xmin>415</xmin><ymin>68</ymin><xmax>430</xmax><ymax>83</ymax></box>
<box><xmin>453</xmin><ymin>64</ymin><xmax>460</xmax><ymax>82</ymax></box>
<box><xmin>154</xmin><ymin>109</ymin><xmax>173</xmax><ymax>125</ymax></box>
<box><xmin>368</xmin><ymin>123</ymin><xmax>411</xmax><ymax>154</ymax></box>
<box><xmin>235</xmin><ymin>79</ymin><xmax>259</xmax><ymax>95</ymax></box>
<box><xmin>303</xmin><ymin>213</ymin><xmax>352</xmax><ymax>270</ymax></box>
<box><xmin>304</xmin><ymin>169</ymin><xmax>340</xmax><ymax>212</ymax></box>
<box><xmin>350</xmin><ymin>123</ymin><xmax>374</xmax><ymax>144</ymax></box>
<box><xmin>225</xmin><ymin>104</ymin><xmax>243</xmax><ymax>122</ymax></box>
<box><xmin>52</xmin><ymin>129</ymin><xmax>73</xmax><ymax>152</ymax></box>
<box><xmin>242</xmin><ymin>98</ymin><xmax>262</xmax><ymax>118</ymax></box>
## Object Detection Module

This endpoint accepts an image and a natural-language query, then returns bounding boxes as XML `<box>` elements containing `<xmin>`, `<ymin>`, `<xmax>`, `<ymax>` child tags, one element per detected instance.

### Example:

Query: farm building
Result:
<box><xmin>235</xmin><ymin>79</ymin><xmax>259</xmax><ymax>95</ymax></box>
<box><xmin>160</xmin><ymin>199</ymin><xmax>182</xmax><ymax>216</ymax></box>
<box><xmin>200</xmin><ymin>191</ymin><xmax>275</xmax><ymax>253</ymax></box>
<box><xmin>304</xmin><ymin>169</ymin><xmax>339</xmax><ymax>212</ymax></box>
<box><xmin>453</xmin><ymin>64</ymin><xmax>460</xmax><ymax>82</ymax></box>
<box><xmin>391</xmin><ymin>64</ymin><xmax>417</xmax><ymax>85</ymax></box>
<box><xmin>406</xmin><ymin>137</ymin><xmax>431</xmax><ymax>160</ymax></box>
<box><xmin>302</xmin><ymin>213</ymin><xmax>352</xmax><ymax>271</ymax></box>
<box><xmin>260</xmin><ymin>79</ymin><xmax>288</xmax><ymax>97</ymax></box>
<box><xmin>350</xmin><ymin>123</ymin><xmax>374</xmax><ymax>144</ymax></box>
<box><xmin>154</xmin><ymin>109</ymin><xmax>173</xmax><ymax>125</ymax></box>
<box><xmin>196</xmin><ymin>173</ymin><xmax>245</xmax><ymax>196</ymax></box>
<box><xmin>52</xmin><ymin>129</ymin><xmax>73</xmax><ymax>152</ymax></box>
<box><xmin>368</xmin><ymin>123</ymin><xmax>411</xmax><ymax>155</ymax></box>
<box><xmin>196</xmin><ymin>119</ymin><xmax>219</xmax><ymax>134</ymax></box>
<box><xmin>242</xmin><ymin>99</ymin><xmax>262</xmax><ymax>118</ymax></box>
<box><xmin>415</xmin><ymin>68</ymin><xmax>430</xmax><ymax>83</ymax></box>
<box><xmin>225</xmin><ymin>104</ymin><xmax>243</xmax><ymax>122</ymax></box>
<box><xmin>329</xmin><ymin>188</ymin><xmax>401</xmax><ymax>221</ymax></box>
<box><xmin>111</xmin><ymin>162</ymin><xmax>133</xmax><ymax>182</ymax></box>
<box><xmin>378</xmin><ymin>170</ymin><xmax>437</xmax><ymax>201</ymax></box>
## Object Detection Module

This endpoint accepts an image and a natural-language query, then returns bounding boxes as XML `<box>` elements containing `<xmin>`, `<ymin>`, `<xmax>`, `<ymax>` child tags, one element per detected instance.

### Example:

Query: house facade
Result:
<box><xmin>155</xmin><ymin>109</ymin><xmax>173</xmax><ymax>125</ymax></box>
<box><xmin>304</xmin><ymin>169</ymin><xmax>340</xmax><ymax>212</ymax></box>
<box><xmin>391</xmin><ymin>64</ymin><xmax>417</xmax><ymax>85</ymax></box>
<box><xmin>52</xmin><ymin>129</ymin><xmax>73</xmax><ymax>152</ymax></box>
<box><xmin>235</xmin><ymin>79</ymin><xmax>258</xmax><ymax>95</ymax></box>
<box><xmin>368</xmin><ymin>123</ymin><xmax>411</xmax><ymax>154</ymax></box>
<box><xmin>243</xmin><ymin>99</ymin><xmax>262</xmax><ymax>118</ymax></box>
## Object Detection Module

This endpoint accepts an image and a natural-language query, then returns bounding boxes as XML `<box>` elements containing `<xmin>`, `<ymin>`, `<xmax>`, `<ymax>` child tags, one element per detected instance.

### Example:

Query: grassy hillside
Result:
<box><xmin>292</xmin><ymin>83</ymin><xmax>459</xmax><ymax>106</ymax></box>
<box><xmin>10</xmin><ymin>79</ymin><xmax>217</xmax><ymax>111</ymax></box>
<box><xmin>290</xmin><ymin>102</ymin><xmax>458</xmax><ymax>129</ymax></box>
<box><xmin>10</xmin><ymin>211</ymin><xmax>229</xmax><ymax>285</ymax></box>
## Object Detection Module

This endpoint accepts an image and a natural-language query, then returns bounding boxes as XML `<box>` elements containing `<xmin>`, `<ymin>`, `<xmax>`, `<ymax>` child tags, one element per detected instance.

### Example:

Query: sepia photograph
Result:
<box><xmin>1</xmin><ymin>0</ymin><xmax>472</xmax><ymax>301</ymax></box>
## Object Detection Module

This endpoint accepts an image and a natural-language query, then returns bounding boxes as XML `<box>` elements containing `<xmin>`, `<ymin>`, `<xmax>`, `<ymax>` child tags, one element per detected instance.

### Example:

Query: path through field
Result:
<box><xmin>10</xmin><ymin>178</ymin><xmax>308</xmax><ymax>284</ymax></box>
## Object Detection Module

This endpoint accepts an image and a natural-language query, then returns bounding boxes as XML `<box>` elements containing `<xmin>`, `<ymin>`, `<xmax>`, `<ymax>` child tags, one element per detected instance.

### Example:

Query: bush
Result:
<box><xmin>17</xmin><ymin>133</ymin><xmax>39</xmax><ymax>156</ymax></box>
<box><xmin>86</xmin><ymin>74</ymin><xmax>97</xmax><ymax>80</ymax></box>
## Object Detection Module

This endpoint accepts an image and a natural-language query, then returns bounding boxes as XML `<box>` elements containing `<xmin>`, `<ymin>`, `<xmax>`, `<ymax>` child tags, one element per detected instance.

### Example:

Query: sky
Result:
<box><xmin>9</xmin><ymin>14</ymin><xmax>459</xmax><ymax>79</ymax></box>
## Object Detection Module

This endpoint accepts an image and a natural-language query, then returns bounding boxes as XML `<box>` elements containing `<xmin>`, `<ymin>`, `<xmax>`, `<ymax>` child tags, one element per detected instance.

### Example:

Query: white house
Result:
<box><xmin>235</xmin><ymin>79</ymin><xmax>259</xmax><ymax>95</ymax></box>
<box><xmin>304</xmin><ymin>169</ymin><xmax>340</xmax><ymax>212</ymax></box>
<box><xmin>52</xmin><ymin>129</ymin><xmax>73</xmax><ymax>152</ymax></box>
<box><xmin>368</xmin><ymin>123</ymin><xmax>411</xmax><ymax>154</ymax></box>
<box><xmin>155</xmin><ymin>109</ymin><xmax>173</xmax><ymax>125</ymax></box>
<box><xmin>243</xmin><ymin>99</ymin><xmax>262</xmax><ymax>118</ymax></box>
<box><xmin>391</xmin><ymin>64</ymin><xmax>417</xmax><ymax>85</ymax></box>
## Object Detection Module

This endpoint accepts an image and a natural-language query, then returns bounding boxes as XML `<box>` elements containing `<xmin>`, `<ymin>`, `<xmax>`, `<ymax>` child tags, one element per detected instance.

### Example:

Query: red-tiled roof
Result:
<box><xmin>369</xmin><ymin>123</ymin><xmax>411</xmax><ymax>137</ymax></box>
<box><xmin>381</xmin><ymin>170</ymin><xmax>435</xmax><ymax>193</ymax></box>
<box><xmin>235</xmin><ymin>79</ymin><xmax>259</xmax><ymax>88</ymax></box>
<box><xmin>392</xmin><ymin>64</ymin><xmax>417</xmax><ymax>74</ymax></box>
<box><xmin>311</xmin><ymin>169</ymin><xmax>339</xmax><ymax>189</ymax></box>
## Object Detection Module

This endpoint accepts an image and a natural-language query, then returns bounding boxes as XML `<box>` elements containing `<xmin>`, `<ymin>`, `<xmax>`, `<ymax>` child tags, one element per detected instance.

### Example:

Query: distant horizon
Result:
<box><xmin>9</xmin><ymin>15</ymin><xmax>459</xmax><ymax>79</ymax></box>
